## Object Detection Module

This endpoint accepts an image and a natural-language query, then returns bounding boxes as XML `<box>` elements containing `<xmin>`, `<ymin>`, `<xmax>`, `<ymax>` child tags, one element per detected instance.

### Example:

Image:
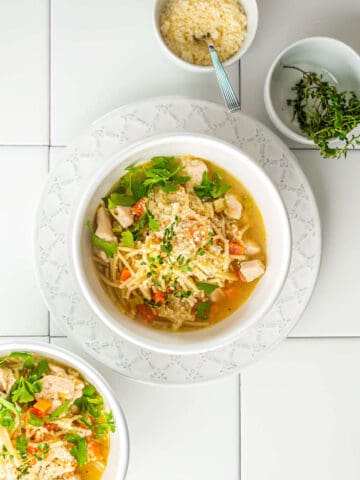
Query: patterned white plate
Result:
<box><xmin>35</xmin><ymin>97</ymin><xmax>321</xmax><ymax>384</ymax></box>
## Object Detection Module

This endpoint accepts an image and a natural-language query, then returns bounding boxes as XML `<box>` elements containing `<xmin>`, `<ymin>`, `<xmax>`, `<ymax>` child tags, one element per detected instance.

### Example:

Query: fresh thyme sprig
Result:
<box><xmin>284</xmin><ymin>65</ymin><xmax>360</xmax><ymax>158</ymax></box>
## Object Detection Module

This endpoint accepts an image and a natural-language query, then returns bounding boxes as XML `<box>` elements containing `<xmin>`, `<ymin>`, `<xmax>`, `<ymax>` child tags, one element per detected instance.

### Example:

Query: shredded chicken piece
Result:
<box><xmin>0</xmin><ymin>368</ymin><xmax>15</xmax><ymax>394</ymax></box>
<box><xmin>110</xmin><ymin>205</ymin><xmax>134</xmax><ymax>228</ymax></box>
<box><xmin>243</xmin><ymin>239</ymin><xmax>260</xmax><ymax>256</ymax></box>
<box><xmin>210</xmin><ymin>288</ymin><xmax>226</xmax><ymax>302</ymax></box>
<box><xmin>23</xmin><ymin>441</ymin><xmax>77</xmax><ymax>480</ymax></box>
<box><xmin>240</xmin><ymin>259</ymin><xmax>265</xmax><ymax>282</ymax></box>
<box><xmin>35</xmin><ymin>374</ymin><xmax>84</xmax><ymax>412</ymax></box>
<box><xmin>181</xmin><ymin>157</ymin><xmax>208</xmax><ymax>188</ymax></box>
<box><xmin>224</xmin><ymin>193</ymin><xmax>242</xmax><ymax>220</ymax></box>
<box><xmin>95</xmin><ymin>206</ymin><xmax>116</xmax><ymax>242</ymax></box>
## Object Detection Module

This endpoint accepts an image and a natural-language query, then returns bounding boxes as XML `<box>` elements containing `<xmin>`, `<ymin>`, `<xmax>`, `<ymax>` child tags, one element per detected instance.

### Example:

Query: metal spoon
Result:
<box><xmin>197</xmin><ymin>34</ymin><xmax>241</xmax><ymax>113</ymax></box>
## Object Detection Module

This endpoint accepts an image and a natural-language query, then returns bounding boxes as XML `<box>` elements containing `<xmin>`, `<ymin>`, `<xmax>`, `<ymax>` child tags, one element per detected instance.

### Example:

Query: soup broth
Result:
<box><xmin>88</xmin><ymin>155</ymin><xmax>266</xmax><ymax>332</ymax></box>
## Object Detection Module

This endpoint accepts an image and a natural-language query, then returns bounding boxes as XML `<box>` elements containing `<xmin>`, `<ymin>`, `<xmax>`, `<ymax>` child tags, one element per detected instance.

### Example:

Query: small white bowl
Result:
<box><xmin>0</xmin><ymin>342</ymin><xmax>129</xmax><ymax>480</ymax></box>
<box><xmin>71</xmin><ymin>133</ymin><xmax>291</xmax><ymax>355</ymax></box>
<box><xmin>264</xmin><ymin>36</ymin><xmax>360</xmax><ymax>144</ymax></box>
<box><xmin>152</xmin><ymin>0</ymin><xmax>258</xmax><ymax>73</ymax></box>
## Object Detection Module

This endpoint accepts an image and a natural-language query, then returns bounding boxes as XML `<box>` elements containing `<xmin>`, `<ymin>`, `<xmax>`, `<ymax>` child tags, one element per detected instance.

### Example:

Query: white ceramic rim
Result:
<box><xmin>0</xmin><ymin>341</ymin><xmax>130</xmax><ymax>479</ymax></box>
<box><xmin>32</xmin><ymin>96</ymin><xmax>322</xmax><ymax>385</ymax></box>
<box><xmin>70</xmin><ymin>132</ymin><xmax>291</xmax><ymax>355</ymax></box>
<box><xmin>152</xmin><ymin>0</ymin><xmax>259</xmax><ymax>73</ymax></box>
<box><xmin>264</xmin><ymin>36</ymin><xmax>360</xmax><ymax>144</ymax></box>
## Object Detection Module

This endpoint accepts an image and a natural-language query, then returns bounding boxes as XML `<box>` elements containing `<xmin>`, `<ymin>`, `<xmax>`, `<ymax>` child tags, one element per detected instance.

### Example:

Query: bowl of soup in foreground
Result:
<box><xmin>71</xmin><ymin>133</ymin><xmax>291</xmax><ymax>355</ymax></box>
<box><xmin>0</xmin><ymin>342</ymin><xmax>129</xmax><ymax>480</ymax></box>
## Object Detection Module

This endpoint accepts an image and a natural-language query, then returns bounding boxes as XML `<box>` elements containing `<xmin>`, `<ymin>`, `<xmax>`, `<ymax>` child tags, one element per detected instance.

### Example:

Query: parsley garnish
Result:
<box><xmin>131</xmin><ymin>209</ymin><xmax>159</xmax><ymax>238</ymax></box>
<box><xmin>86</xmin><ymin>220</ymin><xmax>118</xmax><ymax>258</ymax></box>
<box><xmin>196</xmin><ymin>301</ymin><xmax>211</xmax><ymax>320</ymax></box>
<box><xmin>194</xmin><ymin>172</ymin><xmax>231</xmax><ymax>201</ymax></box>
<box><xmin>27</xmin><ymin>412</ymin><xmax>44</xmax><ymax>427</ymax></box>
<box><xmin>49</xmin><ymin>400</ymin><xmax>70</xmax><ymax>420</ymax></box>
<box><xmin>34</xmin><ymin>443</ymin><xmax>50</xmax><ymax>461</ymax></box>
<box><xmin>121</xmin><ymin>231</ymin><xmax>134</xmax><ymax>247</ymax></box>
<box><xmin>196</xmin><ymin>283</ymin><xmax>219</xmax><ymax>295</ymax></box>
<box><xmin>66</xmin><ymin>432</ymin><xmax>88</xmax><ymax>467</ymax></box>
<box><xmin>74</xmin><ymin>385</ymin><xmax>103</xmax><ymax>419</ymax></box>
<box><xmin>16</xmin><ymin>435</ymin><xmax>29</xmax><ymax>459</ymax></box>
<box><xmin>0</xmin><ymin>397</ymin><xmax>20</xmax><ymax>430</ymax></box>
<box><xmin>95</xmin><ymin>411</ymin><xmax>116</xmax><ymax>438</ymax></box>
<box><xmin>107</xmin><ymin>193</ymin><xmax>135</xmax><ymax>208</ymax></box>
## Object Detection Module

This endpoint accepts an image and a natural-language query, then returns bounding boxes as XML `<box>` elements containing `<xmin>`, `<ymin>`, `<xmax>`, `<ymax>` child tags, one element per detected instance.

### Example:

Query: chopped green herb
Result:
<box><xmin>107</xmin><ymin>193</ymin><xmax>135</xmax><ymax>208</ymax></box>
<box><xmin>285</xmin><ymin>65</ymin><xmax>360</xmax><ymax>158</ymax></box>
<box><xmin>49</xmin><ymin>400</ymin><xmax>70</xmax><ymax>420</ymax></box>
<box><xmin>121</xmin><ymin>230</ymin><xmax>134</xmax><ymax>247</ymax></box>
<box><xmin>27</xmin><ymin>412</ymin><xmax>44</xmax><ymax>427</ymax></box>
<box><xmin>16</xmin><ymin>435</ymin><xmax>29</xmax><ymax>459</ymax></box>
<box><xmin>66</xmin><ymin>432</ymin><xmax>88</xmax><ymax>467</ymax></box>
<box><xmin>196</xmin><ymin>282</ymin><xmax>219</xmax><ymax>295</ymax></box>
<box><xmin>194</xmin><ymin>172</ymin><xmax>231</xmax><ymax>201</ymax></box>
<box><xmin>34</xmin><ymin>443</ymin><xmax>50</xmax><ymax>461</ymax></box>
<box><xmin>95</xmin><ymin>411</ymin><xmax>116</xmax><ymax>438</ymax></box>
<box><xmin>196</xmin><ymin>301</ymin><xmax>211</xmax><ymax>320</ymax></box>
<box><xmin>10</xmin><ymin>377</ymin><xmax>41</xmax><ymax>404</ymax></box>
<box><xmin>86</xmin><ymin>220</ymin><xmax>117</xmax><ymax>258</ymax></box>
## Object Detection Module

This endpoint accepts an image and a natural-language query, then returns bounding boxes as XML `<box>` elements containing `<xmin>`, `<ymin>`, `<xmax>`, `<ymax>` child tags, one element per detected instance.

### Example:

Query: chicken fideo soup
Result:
<box><xmin>0</xmin><ymin>352</ymin><xmax>114</xmax><ymax>480</ymax></box>
<box><xmin>87</xmin><ymin>155</ymin><xmax>266</xmax><ymax>331</ymax></box>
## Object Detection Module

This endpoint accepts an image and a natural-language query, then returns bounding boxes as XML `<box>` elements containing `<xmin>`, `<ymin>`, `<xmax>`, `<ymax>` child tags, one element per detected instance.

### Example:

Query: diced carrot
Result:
<box><xmin>28</xmin><ymin>457</ymin><xmax>37</xmax><ymax>466</ymax></box>
<box><xmin>44</xmin><ymin>422</ymin><xmax>58</xmax><ymax>431</ymax></box>
<box><xmin>136</xmin><ymin>304</ymin><xmax>155</xmax><ymax>322</ymax></box>
<box><xmin>229</xmin><ymin>242</ymin><xmax>245</xmax><ymax>255</ymax></box>
<box><xmin>236</xmin><ymin>269</ymin><xmax>247</xmax><ymax>282</ymax></box>
<box><xmin>29</xmin><ymin>407</ymin><xmax>42</xmax><ymax>418</ymax></box>
<box><xmin>119</xmin><ymin>268</ymin><xmax>131</xmax><ymax>282</ymax></box>
<box><xmin>153</xmin><ymin>291</ymin><xmax>166</xmax><ymax>304</ymax></box>
<box><xmin>224</xmin><ymin>287</ymin><xmax>237</xmax><ymax>299</ymax></box>
<box><xmin>131</xmin><ymin>197</ymin><xmax>147</xmax><ymax>217</ymax></box>
<box><xmin>33</xmin><ymin>399</ymin><xmax>52</xmax><ymax>416</ymax></box>
<box><xmin>27</xmin><ymin>445</ymin><xmax>38</xmax><ymax>455</ymax></box>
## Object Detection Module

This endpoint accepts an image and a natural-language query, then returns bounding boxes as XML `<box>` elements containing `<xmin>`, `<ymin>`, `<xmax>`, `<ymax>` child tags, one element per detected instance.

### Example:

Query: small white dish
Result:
<box><xmin>71</xmin><ymin>132</ymin><xmax>291</xmax><ymax>356</ymax></box>
<box><xmin>264</xmin><ymin>36</ymin><xmax>360</xmax><ymax>144</ymax></box>
<box><xmin>0</xmin><ymin>342</ymin><xmax>129</xmax><ymax>480</ymax></box>
<box><xmin>152</xmin><ymin>0</ymin><xmax>258</xmax><ymax>73</ymax></box>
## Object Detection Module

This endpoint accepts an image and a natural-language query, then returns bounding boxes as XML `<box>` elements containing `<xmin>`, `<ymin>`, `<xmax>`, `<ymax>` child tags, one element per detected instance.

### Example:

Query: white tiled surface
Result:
<box><xmin>0</xmin><ymin>1</ymin><xmax>49</xmax><ymax>144</ymax></box>
<box><xmin>52</xmin><ymin>337</ymin><xmax>239</xmax><ymax>480</ymax></box>
<box><xmin>241</xmin><ymin>339</ymin><xmax>360</xmax><ymax>480</ymax></box>
<box><xmin>51</xmin><ymin>0</ymin><xmax>239</xmax><ymax>145</ymax></box>
<box><xmin>1</xmin><ymin>1</ymin><xmax>360</xmax><ymax>479</ymax></box>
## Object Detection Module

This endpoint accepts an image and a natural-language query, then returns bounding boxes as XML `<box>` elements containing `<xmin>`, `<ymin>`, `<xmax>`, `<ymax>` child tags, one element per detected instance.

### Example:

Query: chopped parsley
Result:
<box><xmin>16</xmin><ymin>435</ymin><xmax>29</xmax><ymax>459</ymax></box>
<box><xmin>107</xmin><ymin>192</ymin><xmax>135</xmax><ymax>208</ymax></box>
<box><xmin>121</xmin><ymin>230</ymin><xmax>134</xmax><ymax>247</ymax></box>
<box><xmin>66</xmin><ymin>432</ymin><xmax>88</xmax><ymax>467</ymax></box>
<box><xmin>34</xmin><ymin>443</ymin><xmax>50</xmax><ymax>461</ymax></box>
<box><xmin>49</xmin><ymin>400</ymin><xmax>70</xmax><ymax>420</ymax></box>
<box><xmin>194</xmin><ymin>171</ymin><xmax>231</xmax><ymax>201</ymax></box>
<box><xmin>196</xmin><ymin>283</ymin><xmax>219</xmax><ymax>295</ymax></box>
<box><xmin>196</xmin><ymin>301</ymin><xmax>211</xmax><ymax>320</ymax></box>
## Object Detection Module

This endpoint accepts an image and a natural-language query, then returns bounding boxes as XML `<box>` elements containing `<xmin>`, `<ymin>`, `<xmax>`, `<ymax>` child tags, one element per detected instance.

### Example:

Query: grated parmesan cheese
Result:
<box><xmin>160</xmin><ymin>0</ymin><xmax>248</xmax><ymax>66</ymax></box>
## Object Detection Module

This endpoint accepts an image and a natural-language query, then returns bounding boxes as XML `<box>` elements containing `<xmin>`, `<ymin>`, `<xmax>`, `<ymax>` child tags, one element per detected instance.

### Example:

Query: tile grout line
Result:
<box><xmin>47</xmin><ymin>0</ymin><xmax>52</xmax><ymax>342</ymax></box>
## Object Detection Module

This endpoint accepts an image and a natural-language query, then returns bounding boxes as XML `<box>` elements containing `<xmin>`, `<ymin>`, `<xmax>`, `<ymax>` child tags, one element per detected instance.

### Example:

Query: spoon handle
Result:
<box><xmin>208</xmin><ymin>44</ymin><xmax>241</xmax><ymax>113</ymax></box>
